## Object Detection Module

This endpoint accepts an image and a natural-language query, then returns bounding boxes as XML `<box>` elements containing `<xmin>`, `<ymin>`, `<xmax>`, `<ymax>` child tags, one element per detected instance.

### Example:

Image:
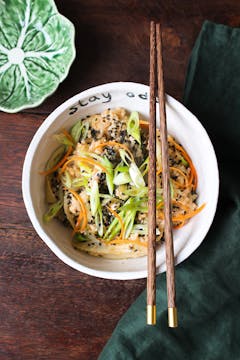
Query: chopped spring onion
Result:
<box><xmin>60</xmin><ymin>170</ymin><xmax>72</xmax><ymax>189</ymax></box>
<box><xmin>119</xmin><ymin>150</ymin><xmax>145</xmax><ymax>188</ymax></box>
<box><xmin>70</xmin><ymin>120</ymin><xmax>90</xmax><ymax>143</ymax></box>
<box><xmin>95</xmin><ymin>207</ymin><xmax>104</xmax><ymax>237</ymax></box>
<box><xmin>43</xmin><ymin>200</ymin><xmax>63</xmax><ymax>222</ymax></box>
<box><xmin>129</xmin><ymin>162</ymin><xmax>145</xmax><ymax>188</ymax></box>
<box><xmin>80</xmin><ymin>121</ymin><xmax>90</xmax><ymax>140</ymax></box>
<box><xmin>180</xmin><ymin>156</ymin><xmax>189</xmax><ymax>167</ymax></box>
<box><xmin>139</xmin><ymin>157</ymin><xmax>149</xmax><ymax>177</ymax></box>
<box><xmin>104</xmin><ymin>214</ymin><xmax>122</xmax><ymax>240</ymax></box>
<box><xmin>71</xmin><ymin>176</ymin><xmax>89</xmax><ymax>189</ymax></box>
<box><xmin>123</xmin><ymin>210</ymin><xmax>137</xmax><ymax>239</ymax></box>
<box><xmin>45</xmin><ymin>145</ymin><xmax>66</xmax><ymax>170</ymax></box>
<box><xmin>119</xmin><ymin>149</ymin><xmax>132</xmax><ymax>166</ymax></box>
<box><xmin>113</xmin><ymin>172</ymin><xmax>131</xmax><ymax>185</ymax></box>
<box><xmin>73</xmin><ymin>233</ymin><xmax>89</xmax><ymax>242</ymax></box>
<box><xmin>123</xmin><ymin>186</ymin><xmax>148</xmax><ymax>197</ymax></box>
<box><xmin>53</xmin><ymin>133</ymin><xmax>74</xmax><ymax>147</ymax></box>
<box><xmin>70</xmin><ymin>120</ymin><xmax>82</xmax><ymax>143</ymax></box>
<box><xmin>127</xmin><ymin>111</ymin><xmax>141</xmax><ymax>144</ymax></box>
<box><xmin>101</xmin><ymin>156</ymin><xmax>114</xmax><ymax>195</ymax></box>
<box><xmin>82</xmin><ymin>152</ymin><xmax>114</xmax><ymax>195</ymax></box>
<box><xmin>90</xmin><ymin>180</ymin><xmax>100</xmax><ymax>216</ymax></box>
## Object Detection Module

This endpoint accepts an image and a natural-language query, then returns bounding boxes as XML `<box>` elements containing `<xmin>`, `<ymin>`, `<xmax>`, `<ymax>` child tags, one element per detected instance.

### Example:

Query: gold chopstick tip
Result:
<box><xmin>147</xmin><ymin>305</ymin><xmax>156</xmax><ymax>325</ymax></box>
<box><xmin>168</xmin><ymin>307</ymin><xmax>178</xmax><ymax>328</ymax></box>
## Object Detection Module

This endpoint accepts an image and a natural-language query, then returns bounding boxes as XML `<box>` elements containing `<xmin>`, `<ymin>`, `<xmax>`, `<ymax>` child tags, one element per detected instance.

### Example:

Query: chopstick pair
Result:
<box><xmin>147</xmin><ymin>21</ymin><xmax>178</xmax><ymax>328</ymax></box>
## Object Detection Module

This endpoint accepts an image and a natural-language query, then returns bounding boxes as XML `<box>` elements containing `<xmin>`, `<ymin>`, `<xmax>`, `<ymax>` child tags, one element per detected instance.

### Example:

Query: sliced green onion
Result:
<box><xmin>129</xmin><ymin>162</ymin><xmax>145</xmax><ymax>188</ymax></box>
<box><xmin>114</xmin><ymin>162</ymin><xmax>129</xmax><ymax>174</ymax></box>
<box><xmin>113</xmin><ymin>172</ymin><xmax>131</xmax><ymax>185</ymax></box>
<box><xmin>82</xmin><ymin>152</ymin><xmax>114</xmax><ymax>195</ymax></box>
<box><xmin>101</xmin><ymin>156</ymin><xmax>114</xmax><ymax>195</ymax></box>
<box><xmin>45</xmin><ymin>145</ymin><xmax>65</xmax><ymax>170</ymax></box>
<box><xmin>113</xmin><ymin>162</ymin><xmax>130</xmax><ymax>185</ymax></box>
<box><xmin>70</xmin><ymin>120</ymin><xmax>82</xmax><ymax>143</ymax></box>
<box><xmin>72</xmin><ymin>233</ymin><xmax>89</xmax><ymax>242</ymax></box>
<box><xmin>123</xmin><ymin>186</ymin><xmax>148</xmax><ymax>197</ymax></box>
<box><xmin>70</xmin><ymin>120</ymin><xmax>90</xmax><ymax>143</ymax></box>
<box><xmin>90</xmin><ymin>180</ymin><xmax>100</xmax><ymax>216</ymax></box>
<box><xmin>71</xmin><ymin>177</ymin><xmax>89</xmax><ymax>189</ymax></box>
<box><xmin>127</xmin><ymin>111</ymin><xmax>141</xmax><ymax>144</ymax></box>
<box><xmin>81</xmin><ymin>121</ymin><xmax>90</xmax><ymax>140</ymax></box>
<box><xmin>43</xmin><ymin>200</ymin><xmax>63</xmax><ymax>223</ymax></box>
<box><xmin>139</xmin><ymin>157</ymin><xmax>149</xmax><ymax>176</ymax></box>
<box><xmin>53</xmin><ymin>133</ymin><xmax>74</xmax><ymax>147</ymax></box>
<box><xmin>180</xmin><ymin>156</ymin><xmax>189</xmax><ymax>167</ymax></box>
<box><xmin>99</xmin><ymin>193</ymin><xmax>114</xmax><ymax>199</ymax></box>
<box><xmin>104</xmin><ymin>215</ymin><xmax>121</xmax><ymax>240</ymax></box>
<box><xmin>116</xmin><ymin>165</ymin><xmax>129</xmax><ymax>173</ymax></box>
<box><xmin>119</xmin><ymin>149</ymin><xmax>132</xmax><ymax>166</ymax></box>
<box><xmin>123</xmin><ymin>210</ymin><xmax>137</xmax><ymax>239</ymax></box>
<box><xmin>95</xmin><ymin>207</ymin><xmax>104</xmax><ymax>237</ymax></box>
<box><xmin>60</xmin><ymin>170</ymin><xmax>72</xmax><ymax>189</ymax></box>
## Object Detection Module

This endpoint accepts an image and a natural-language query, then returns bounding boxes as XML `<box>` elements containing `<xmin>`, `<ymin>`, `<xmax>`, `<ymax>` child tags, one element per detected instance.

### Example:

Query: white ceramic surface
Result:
<box><xmin>22</xmin><ymin>82</ymin><xmax>219</xmax><ymax>280</ymax></box>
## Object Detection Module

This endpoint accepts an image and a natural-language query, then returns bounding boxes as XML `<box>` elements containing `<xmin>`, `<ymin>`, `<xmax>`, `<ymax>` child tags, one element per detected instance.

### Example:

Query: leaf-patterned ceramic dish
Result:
<box><xmin>0</xmin><ymin>0</ymin><xmax>75</xmax><ymax>113</ymax></box>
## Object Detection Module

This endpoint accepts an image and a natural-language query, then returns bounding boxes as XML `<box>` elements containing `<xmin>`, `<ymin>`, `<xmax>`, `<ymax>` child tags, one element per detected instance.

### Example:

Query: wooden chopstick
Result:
<box><xmin>156</xmin><ymin>23</ymin><xmax>178</xmax><ymax>328</ymax></box>
<box><xmin>147</xmin><ymin>21</ymin><xmax>157</xmax><ymax>326</ymax></box>
<box><xmin>147</xmin><ymin>21</ymin><xmax>178</xmax><ymax>327</ymax></box>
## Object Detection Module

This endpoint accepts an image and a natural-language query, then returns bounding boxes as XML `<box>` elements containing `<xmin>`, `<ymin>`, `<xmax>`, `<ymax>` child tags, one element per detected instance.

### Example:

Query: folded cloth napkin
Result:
<box><xmin>98</xmin><ymin>20</ymin><xmax>240</xmax><ymax>360</ymax></box>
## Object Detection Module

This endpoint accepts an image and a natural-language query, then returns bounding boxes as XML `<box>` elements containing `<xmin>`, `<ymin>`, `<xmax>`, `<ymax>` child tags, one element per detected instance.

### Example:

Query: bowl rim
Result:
<box><xmin>22</xmin><ymin>81</ymin><xmax>219</xmax><ymax>280</ymax></box>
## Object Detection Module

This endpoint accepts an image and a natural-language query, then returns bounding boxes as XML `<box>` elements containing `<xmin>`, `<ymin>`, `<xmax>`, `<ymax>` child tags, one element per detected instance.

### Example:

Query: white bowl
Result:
<box><xmin>22</xmin><ymin>82</ymin><xmax>219</xmax><ymax>280</ymax></box>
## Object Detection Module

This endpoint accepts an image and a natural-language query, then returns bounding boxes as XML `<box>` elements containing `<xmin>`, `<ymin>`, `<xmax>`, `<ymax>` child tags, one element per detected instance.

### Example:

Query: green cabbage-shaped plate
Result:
<box><xmin>0</xmin><ymin>0</ymin><xmax>75</xmax><ymax>113</ymax></box>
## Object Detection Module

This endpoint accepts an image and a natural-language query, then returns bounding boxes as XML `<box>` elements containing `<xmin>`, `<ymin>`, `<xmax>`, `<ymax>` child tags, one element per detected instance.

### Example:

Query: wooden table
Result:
<box><xmin>1</xmin><ymin>1</ymin><xmax>239</xmax><ymax>359</ymax></box>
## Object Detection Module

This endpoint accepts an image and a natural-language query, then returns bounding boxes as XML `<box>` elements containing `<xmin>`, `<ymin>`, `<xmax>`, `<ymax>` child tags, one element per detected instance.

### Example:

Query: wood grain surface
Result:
<box><xmin>1</xmin><ymin>1</ymin><xmax>240</xmax><ymax>359</ymax></box>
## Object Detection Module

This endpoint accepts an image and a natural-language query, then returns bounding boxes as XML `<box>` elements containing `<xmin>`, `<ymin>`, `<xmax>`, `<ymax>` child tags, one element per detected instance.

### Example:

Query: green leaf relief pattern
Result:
<box><xmin>0</xmin><ymin>0</ymin><xmax>75</xmax><ymax>112</ymax></box>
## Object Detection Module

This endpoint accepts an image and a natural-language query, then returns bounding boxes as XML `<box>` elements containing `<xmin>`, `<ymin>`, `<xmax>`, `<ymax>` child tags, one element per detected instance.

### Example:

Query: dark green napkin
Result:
<box><xmin>99</xmin><ymin>21</ymin><xmax>240</xmax><ymax>360</ymax></box>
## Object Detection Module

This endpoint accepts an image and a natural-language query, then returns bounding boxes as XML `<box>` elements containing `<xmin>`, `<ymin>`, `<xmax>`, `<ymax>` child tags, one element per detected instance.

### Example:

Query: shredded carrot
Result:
<box><xmin>157</xmin><ymin>199</ymin><xmax>190</xmax><ymax>211</ymax></box>
<box><xmin>107</xmin><ymin>207</ymin><xmax>125</xmax><ymax>239</ymax></box>
<box><xmin>138</xmin><ymin>123</ymin><xmax>197</xmax><ymax>188</ymax></box>
<box><xmin>168</xmin><ymin>136</ymin><xmax>198</xmax><ymax>189</ymax></box>
<box><xmin>93</xmin><ymin>141</ymin><xmax>134</xmax><ymax>161</ymax></box>
<box><xmin>75</xmin><ymin>212</ymin><xmax>84</xmax><ymax>232</ymax></box>
<box><xmin>139</xmin><ymin>120</ymin><xmax>149</xmax><ymax>129</ymax></box>
<box><xmin>158</xmin><ymin>203</ymin><xmax>205</xmax><ymax>222</ymax></box>
<box><xmin>67</xmin><ymin>188</ymin><xmax>88</xmax><ymax>232</ymax></box>
<box><xmin>104</xmin><ymin>237</ymin><xmax>148</xmax><ymax>248</ymax></box>
<box><xmin>170</xmin><ymin>166</ymin><xmax>189</xmax><ymax>187</ymax></box>
<box><xmin>172</xmin><ymin>203</ymin><xmax>206</xmax><ymax>222</ymax></box>
<box><xmin>157</xmin><ymin>166</ymin><xmax>189</xmax><ymax>188</ymax></box>
<box><xmin>39</xmin><ymin>146</ymin><xmax>73</xmax><ymax>176</ymax></box>
<box><xmin>59</xmin><ymin>156</ymin><xmax>108</xmax><ymax>174</ymax></box>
